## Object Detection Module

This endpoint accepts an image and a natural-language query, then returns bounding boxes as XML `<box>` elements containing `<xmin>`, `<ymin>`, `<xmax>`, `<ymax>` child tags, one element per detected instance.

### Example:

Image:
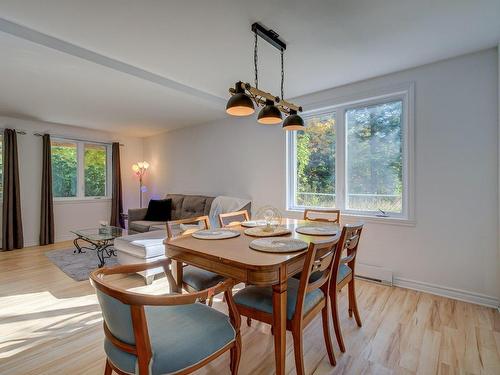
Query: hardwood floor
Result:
<box><xmin>0</xmin><ymin>242</ymin><xmax>499</xmax><ymax>374</ymax></box>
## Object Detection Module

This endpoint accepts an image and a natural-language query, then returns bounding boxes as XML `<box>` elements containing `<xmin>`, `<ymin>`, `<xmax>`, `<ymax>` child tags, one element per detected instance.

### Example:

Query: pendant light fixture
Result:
<box><xmin>226</xmin><ymin>81</ymin><xmax>255</xmax><ymax>116</ymax></box>
<box><xmin>226</xmin><ymin>23</ymin><xmax>304</xmax><ymax>131</ymax></box>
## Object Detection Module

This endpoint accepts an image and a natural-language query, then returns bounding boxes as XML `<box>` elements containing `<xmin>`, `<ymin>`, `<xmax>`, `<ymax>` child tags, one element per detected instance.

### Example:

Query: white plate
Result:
<box><xmin>249</xmin><ymin>238</ymin><xmax>308</xmax><ymax>253</ymax></box>
<box><xmin>191</xmin><ymin>229</ymin><xmax>240</xmax><ymax>240</ymax></box>
<box><xmin>295</xmin><ymin>225</ymin><xmax>339</xmax><ymax>236</ymax></box>
<box><xmin>240</xmin><ymin>220</ymin><xmax>267</xmax><ymax>227</ymax></box>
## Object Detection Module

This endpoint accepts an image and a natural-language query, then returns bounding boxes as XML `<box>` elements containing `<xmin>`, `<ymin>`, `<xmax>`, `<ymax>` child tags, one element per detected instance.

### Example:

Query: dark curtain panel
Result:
<box><xmin>2</xmin><ymin>129</ymin><xmax>24</xmax><ymax>250</ymax></box>
<box><xmin>39</xmin><ymin>134</ymin><xmax>54</xmax><ymax>245</ymax></box>
<box><xmin>110</xmin><ymin>142</ymin><xmax>124</xmax><ymax>228</ymax></box>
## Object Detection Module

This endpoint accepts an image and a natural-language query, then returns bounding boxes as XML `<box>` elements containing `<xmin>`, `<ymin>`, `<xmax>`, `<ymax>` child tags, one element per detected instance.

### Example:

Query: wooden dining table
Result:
<box><xmin>164</xmin><ymin>218</ymin><xmax>340</xmax><ymax>375</ymax></box>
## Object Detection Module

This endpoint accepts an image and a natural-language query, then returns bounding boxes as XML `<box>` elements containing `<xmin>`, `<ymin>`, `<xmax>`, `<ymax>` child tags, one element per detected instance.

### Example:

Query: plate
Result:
<box><xmin>244</xmin><ymin>226</ymin><xmax>291</xmax><ymax>237</ymax></box>
<box><xmin>240</xmin><ymin>220</ymin><xmax>267</xmax><ymax>227</ymax></box>
<box><xmin>249</xmin><ymin>238</ymin><xmax>308</xmax><ymax>253</ymax></box>
<box><xmin>191</xmin><ymin>229</ymin><xmax>240</xmax><ymax>240</ymax></box>
<box><xmin>295</xmin><ymin>225</ymin><xmax>339</xmax><ymax>236</ymax></box>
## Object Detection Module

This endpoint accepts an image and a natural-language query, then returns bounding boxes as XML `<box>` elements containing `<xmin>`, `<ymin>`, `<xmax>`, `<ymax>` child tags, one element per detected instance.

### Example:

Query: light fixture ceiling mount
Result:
<box><xmin>226</xmin><ymin>23</ymin><xmax>304</xmax><ymax>131</ymax></box>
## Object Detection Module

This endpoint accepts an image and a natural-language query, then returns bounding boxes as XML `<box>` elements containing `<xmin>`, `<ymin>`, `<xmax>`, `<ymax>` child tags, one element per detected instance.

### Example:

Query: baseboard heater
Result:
<box><xmin>355</xmin><ymin>263</ymin><xmax>393</xmax><ymax>286</ymax></box>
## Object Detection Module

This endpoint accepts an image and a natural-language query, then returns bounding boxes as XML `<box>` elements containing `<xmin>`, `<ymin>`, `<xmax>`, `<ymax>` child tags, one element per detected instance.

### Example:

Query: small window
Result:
<box><xmin>84</xmin><ymin>143</ymin><xmax>107</xmax><ymax>197</ymax></box>
<box><xmin>346</xmin><ymin>100</ymin><xmax>403</xmax><ymax>214</ymax></box>
<box><xmin>51</xmin><ymin>139</ymin><xmax>111</xmax><ymax>200</ymax></box>
<box><xmin>51</xmin><ymin>140</ymin><xmax>78</xmax><ymax>198</ymax></box>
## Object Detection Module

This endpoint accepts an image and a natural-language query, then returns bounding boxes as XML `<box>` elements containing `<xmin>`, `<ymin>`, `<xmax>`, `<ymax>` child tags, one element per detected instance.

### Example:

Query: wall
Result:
<box><xmin>0</xmin><ymin>116</ymin><xmax>143</xmax><ymax>245</ymax></box>
<box><xmin>144</xmin><ymin>48</ymin><xmax>499</xmax><ymax>307</ymax></box>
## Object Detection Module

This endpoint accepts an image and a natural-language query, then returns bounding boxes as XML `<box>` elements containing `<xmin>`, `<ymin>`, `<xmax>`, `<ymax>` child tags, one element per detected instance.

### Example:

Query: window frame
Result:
<box><xmin>286</xmin><ymin>82</ymin><xmax>415</xmax><ymax>222</ymax></box>
<box><xmin>52</xmin><ymin>138</ymin><xmax>112</xmax><ymax>201</ymax></box>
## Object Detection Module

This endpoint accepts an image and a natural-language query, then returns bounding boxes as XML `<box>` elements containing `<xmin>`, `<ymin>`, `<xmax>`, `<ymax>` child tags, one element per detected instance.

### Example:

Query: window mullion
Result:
<box><xmin>336</xmin><ymin>107</ymin><xmax>346</xmax><ymax>211</ymax></box>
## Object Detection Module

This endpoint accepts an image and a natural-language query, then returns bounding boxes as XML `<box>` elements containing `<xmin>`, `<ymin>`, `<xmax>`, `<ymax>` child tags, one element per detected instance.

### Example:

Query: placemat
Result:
<box><xmin>249</xmin><ymin>238</ymin><xmax>308</xmax><ymax>253</ymax></box>
<box><xmin>295</xmin><ymin>225</ymin><xmax>339</xmax><ymax>236</ymax></box>
<box><xmin>192</xmin><ymin>229</ymin><xmax>240</xmax><ymax>240</ymax></box>
<box><xmin>244</xmin><ymin>226</ymin><xmax>291</xmax><ymax>237</ymax></box>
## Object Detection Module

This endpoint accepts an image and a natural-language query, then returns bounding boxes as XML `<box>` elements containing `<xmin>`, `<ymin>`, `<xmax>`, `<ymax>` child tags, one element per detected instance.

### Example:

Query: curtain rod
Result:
<box><xmin>33</xmin><ymin>133</ymin><xmax>124</xmax><ymax>146</ymax></box>
<box><xmin>0</xmin><ymin>128</ymin><xmax>27</xmax><ymax>135</ymax></box>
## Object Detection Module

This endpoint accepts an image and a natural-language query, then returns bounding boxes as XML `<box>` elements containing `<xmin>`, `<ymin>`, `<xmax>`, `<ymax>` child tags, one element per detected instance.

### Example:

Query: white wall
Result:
<box><xmin>0</xmin><ymin>116</ymin><xmax>143</xmax><ymax>245</ymax></box>
<box><xmin>143</xmin><ymin>48</ymin><xmax>499</xmax><ymax>306</ymax></box>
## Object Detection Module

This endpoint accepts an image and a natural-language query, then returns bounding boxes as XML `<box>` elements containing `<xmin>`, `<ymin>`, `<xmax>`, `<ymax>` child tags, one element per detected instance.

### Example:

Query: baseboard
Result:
<box><xmin>393</xmin><ymin>277</ymin><xmax>499</xmax><ymax>309</ymax></box>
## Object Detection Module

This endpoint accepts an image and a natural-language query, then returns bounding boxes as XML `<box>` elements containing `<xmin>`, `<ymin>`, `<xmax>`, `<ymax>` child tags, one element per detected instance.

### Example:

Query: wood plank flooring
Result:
<box><xmin>0</xmin><ymin>242</ymin><xmax>499</xmax><ymax>374</ymax></box>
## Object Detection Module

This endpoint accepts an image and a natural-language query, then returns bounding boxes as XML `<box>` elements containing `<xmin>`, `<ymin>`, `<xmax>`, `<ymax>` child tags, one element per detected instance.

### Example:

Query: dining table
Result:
<box><xmin>164</xmin><ymin>218</ymin><xmax>340</xmax><ymax>375</ymax></box>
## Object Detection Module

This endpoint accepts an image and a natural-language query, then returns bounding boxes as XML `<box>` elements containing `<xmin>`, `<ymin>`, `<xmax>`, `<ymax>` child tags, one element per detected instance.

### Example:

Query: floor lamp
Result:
<box><xmin>132</xmin><ymin>161</ymin><xmax>149</xmax><ymax>208</ymax></box>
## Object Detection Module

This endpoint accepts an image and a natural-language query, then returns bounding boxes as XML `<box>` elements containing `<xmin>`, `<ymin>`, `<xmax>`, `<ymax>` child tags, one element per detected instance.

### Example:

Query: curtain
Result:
<box><xmin>2</xmin><ymin>129</ymin><xmax>24</xmax><ymax>250</ymax></box>
<box><xmin>110</xmin><ymin>142</ymin><xmax>124</xmax><ymax>228</ymax></box>
<box><xmin>39</xmin><ymin>134</ymin><xmax>54</xmax><ymax>245</ymax></box>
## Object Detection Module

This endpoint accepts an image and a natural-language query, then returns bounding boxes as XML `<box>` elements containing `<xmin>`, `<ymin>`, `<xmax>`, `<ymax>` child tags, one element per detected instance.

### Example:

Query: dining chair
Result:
<box><xmin>219</xmin><ymin>210</ymin><xmax>250</xmax><ymax>228</ymax></box>
<box><xmin>303</xmin><ymin>208</ymin><xmax>341</xmax><ymax>223</ymax></box>
<box><xmin>233</xmin><ymin>239</ymin><xmax>340</xmax><ymax>374</ymax></box>
<box><xmin>166</xmin><ymin>215</ymin><xmax>225</xmax><ymax>306</ymax></box>
<box><xmin>329</xmin><ymin>223</ymin><xmax>364</xmax><ymax>353</ymax></box>
<box><xmin>90</xmin><ymin>259</ymin><xmax>241</xmax><ymax>375</ymax></box>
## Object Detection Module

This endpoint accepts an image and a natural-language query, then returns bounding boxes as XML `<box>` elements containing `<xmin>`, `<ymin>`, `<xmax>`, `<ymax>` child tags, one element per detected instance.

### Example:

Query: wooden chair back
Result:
<box><xmin>294</xmin><ymin>239</ymin><xmax>339</xmax><ymax>319</ymax></box>
<box><xmin>219</xmin><ymin>210</ymin><xmax>250</xmax><ymax>227</ymax></box>
<box><xmin>331</xmin><ymin>223</ymin><xmax>364</xmax><ymax>288</ymax></box>
<box><xmin>303</xmin><ymin>209</ymin><xmax>341</xmax><ymax>223</ymax></box>
<box><xmin>166</xmin><ymin>215</ymin><xmax>210</xmax><ymax>239</ymax></box>
<box><xmin>90</xmin><ymin>260</ymin><xmax>239</xmax><ymax>375</ymax></box>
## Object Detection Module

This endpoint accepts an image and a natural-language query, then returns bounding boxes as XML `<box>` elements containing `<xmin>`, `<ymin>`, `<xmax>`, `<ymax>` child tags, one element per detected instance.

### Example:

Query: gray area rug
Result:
<box><xmin>45</xmin><ymin>248</ymin><xmax>118</xmax><ymax>282</ymax></box>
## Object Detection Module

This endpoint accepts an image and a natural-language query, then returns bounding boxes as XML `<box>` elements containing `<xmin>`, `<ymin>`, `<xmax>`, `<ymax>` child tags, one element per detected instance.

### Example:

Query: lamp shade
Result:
<box><xmin>226</xmin><ymin>82</ymin><xmax>255</xmax><ymax>116</ymax></box>
<box><xmin>257</xmin><ymin>100</ymin><xmax>282</xmax><ymax>124</ymax></box>
<box><xmin>282</xmin><ymin>111</ymin><xmax>305</xmax><ymax>131</ymax></box>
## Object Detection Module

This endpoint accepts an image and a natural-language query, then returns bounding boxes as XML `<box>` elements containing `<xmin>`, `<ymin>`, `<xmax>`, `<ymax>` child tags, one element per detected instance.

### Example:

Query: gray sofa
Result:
<box><xmin>128</xmin><ymin>194</ymin><xmax>215</xmax><ymax>234</ymax></box>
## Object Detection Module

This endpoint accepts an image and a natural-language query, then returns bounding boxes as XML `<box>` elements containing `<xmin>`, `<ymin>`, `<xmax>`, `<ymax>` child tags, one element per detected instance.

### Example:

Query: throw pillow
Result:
<box><xmin>144</xmin><ymin>199</ymin><xmax>172</xmax><ymax>222</ymax></box>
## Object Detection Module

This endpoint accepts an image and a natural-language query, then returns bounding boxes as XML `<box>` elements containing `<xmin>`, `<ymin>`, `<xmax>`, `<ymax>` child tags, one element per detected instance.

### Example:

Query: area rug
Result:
<box><xmin>45</xmin><ymin>248</ymin><xmax>118</xmax><ymax>282</ymax></box>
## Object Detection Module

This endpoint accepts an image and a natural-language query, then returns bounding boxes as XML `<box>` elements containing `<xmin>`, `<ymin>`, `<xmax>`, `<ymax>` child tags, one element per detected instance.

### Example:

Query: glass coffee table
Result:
<box><xmin>71</xmin><ymin>226</ymin><xmax>124</xmax><ymax>267</ymax></box>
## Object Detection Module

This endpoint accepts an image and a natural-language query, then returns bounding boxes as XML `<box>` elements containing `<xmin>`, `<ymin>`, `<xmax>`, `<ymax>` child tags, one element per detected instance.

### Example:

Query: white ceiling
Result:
<box><xmin>0</xmin><ymin>0</ymin><xmax>499</xmax><ymax>136</ymax></box>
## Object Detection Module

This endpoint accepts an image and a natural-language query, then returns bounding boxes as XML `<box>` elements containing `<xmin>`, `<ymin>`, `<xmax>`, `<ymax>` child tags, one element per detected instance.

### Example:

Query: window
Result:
<box><xmin>287</xmin><ymin>84</ymin><xmax>413</xmax><ymax>219</ymax></box>
<box><xmin>84</xmin><ymin>143</ymin><xmax>107</xmax><ymax>197</ymax></box>
<box><xmin>51</xmin><ymin>140</ymin><xmax>78</xmax><ymax>197</ymax></box>
<box><xmin>51</xmin><ymin>139</ymin><xmax>111</xmax><ymax>199</ymax></box>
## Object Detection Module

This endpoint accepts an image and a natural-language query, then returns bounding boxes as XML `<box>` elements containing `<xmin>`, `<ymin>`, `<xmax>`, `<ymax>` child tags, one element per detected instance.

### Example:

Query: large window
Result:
<box><xmin>51</xmin><ymin>139</ymin><xmax>111</xmax><ymax>199</ymax></box>
<box><xmin>288</xmin><ymin>85</ymin><xmax>413</xmax><ymax>219</ymax></box>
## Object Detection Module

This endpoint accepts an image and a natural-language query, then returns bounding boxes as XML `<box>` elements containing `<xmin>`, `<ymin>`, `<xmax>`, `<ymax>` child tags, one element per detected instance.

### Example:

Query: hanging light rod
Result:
<box><xmin>251</xmin><ymin>22</ymin><xmax>286</xmax><ymax>51</ymax></box>
<box><xmin>226</xmin><ymin>23</ymin><xmax>305</xmax><ymax>131</ymax></box>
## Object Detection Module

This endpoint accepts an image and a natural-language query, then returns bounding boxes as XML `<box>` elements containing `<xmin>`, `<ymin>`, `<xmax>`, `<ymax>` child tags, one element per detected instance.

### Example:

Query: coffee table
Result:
<box><xmin>71</xmin><ymin>226</ymin><xmax>124</xmax><ymax>267</ymax></box>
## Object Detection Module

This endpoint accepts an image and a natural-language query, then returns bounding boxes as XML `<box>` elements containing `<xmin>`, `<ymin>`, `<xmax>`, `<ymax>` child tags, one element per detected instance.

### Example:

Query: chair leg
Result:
<box><xmin>321</xmin><ymin>305</ymin><xmax>336</xmax><ymax>366</ymax></box>
<box><xmin>292</xmin><ymin>329</ymin><xmax>305</xmax><ymax>375</ymax></box>
<box><xmin>348</xmin><ymin>279</ymin><xmax>362</xmax><ymax>327</ymax></box>
<box><xmin>230</xmin><ymin>334</ymin><xmax>242</xmax><ymax>375</ymax></box>
<box><xmin>331</xmin><ymin>288</ymin><xmax>346</xmax><ymax>352</ymax></box>
<box><xmin>207</xmin><ymin>295</ymin><xmax>214</xmax><ymax>307</ymax></box>
<box><xmin>104</xmin><ymin>359</ymin><xmax>112</xmax><ymax>375</ymax></box>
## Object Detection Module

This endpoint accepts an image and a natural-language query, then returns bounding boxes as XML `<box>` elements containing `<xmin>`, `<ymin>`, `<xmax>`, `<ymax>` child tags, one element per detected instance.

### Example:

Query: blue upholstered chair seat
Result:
<box><xmin>182</xmin><ymin>265</ymin><xmax>225</xmax><ymax>291</ymax></box>
<box><xmin>233</xmin><ymin>277</ymin><xmax>324</xmax><ymax>320</ymax></box>
<box><xmin>104</xmin><ymin>303</ymin><xmax>236</xmax><ymax>375</ymax></box>
<box><xmin>293</xmin><ymin>264</ymin><xmax>352</xmax><ymax>284</ymax></box>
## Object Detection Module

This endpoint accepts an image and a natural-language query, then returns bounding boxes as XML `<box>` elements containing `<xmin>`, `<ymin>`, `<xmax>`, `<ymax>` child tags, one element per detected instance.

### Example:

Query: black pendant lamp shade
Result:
<box><xmin>282</xmin><ymin>110</ymin><xmax>305</xmax><ymax>131</ymax></box>
<box><xmin>257</xmin><ymin>99</ymin><xmax>282</xmax><ymax>124</ymax></box>
<box><xmin>226</xmin><ymin>82</ymin><xmax>255</xmax><ymax>116</ymax></box>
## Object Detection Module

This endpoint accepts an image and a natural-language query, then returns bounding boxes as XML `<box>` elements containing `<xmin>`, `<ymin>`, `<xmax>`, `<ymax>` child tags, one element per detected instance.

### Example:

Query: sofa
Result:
<box><xmin>114</xmin><ymin>194</ymin><xmax>251</xmax><ymax>284</ymax></box>
<box><xmin>128</xmin><ymin>194</ymin><xmax>215</xmax><ymax>234</ymax></box>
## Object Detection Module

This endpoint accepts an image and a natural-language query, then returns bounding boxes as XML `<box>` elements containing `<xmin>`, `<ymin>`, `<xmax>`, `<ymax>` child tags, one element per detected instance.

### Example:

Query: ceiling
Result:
<box><xmin>0</xmin><ymin>0</ymin><xmax>499</xmax><ymax>136</ymax></box>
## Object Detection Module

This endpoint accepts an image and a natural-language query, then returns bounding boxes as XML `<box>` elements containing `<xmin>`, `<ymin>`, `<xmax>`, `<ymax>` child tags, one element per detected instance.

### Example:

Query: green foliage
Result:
<box><xmin>295</xmin><ymin>115</ymin><xmax>336</xmax><ymax>207</ymax></box>
<box><xmin>51</xmin><ymin>144</ymin><xmax>77</xmax><ymax>197</ymax></box>
<box><xmin>84</xmin><ymin>146</ymin><xmax>106</xmax><ymax>197</ymax></box>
